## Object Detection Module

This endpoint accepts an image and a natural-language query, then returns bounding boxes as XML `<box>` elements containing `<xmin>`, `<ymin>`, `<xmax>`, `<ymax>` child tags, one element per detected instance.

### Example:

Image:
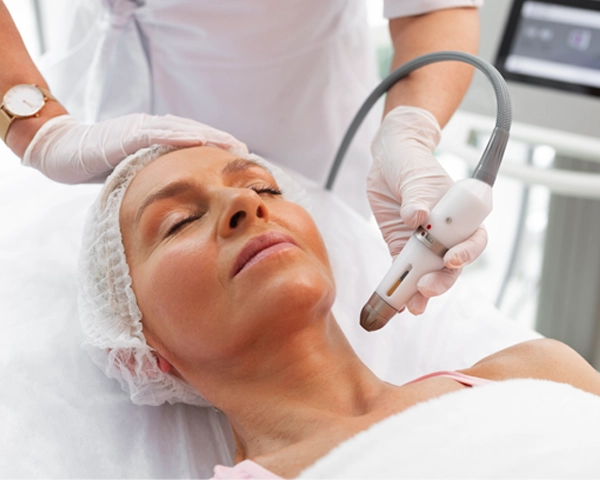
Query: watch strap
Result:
<box><xmin>37</xmin><ymin>85</ymin><xmax>55</xmax><ymax>102</ymax></box>
<box><xmin>0</xmin><ymin>108</ymin><xmax>12</xmax><ymax>142</ymax></box>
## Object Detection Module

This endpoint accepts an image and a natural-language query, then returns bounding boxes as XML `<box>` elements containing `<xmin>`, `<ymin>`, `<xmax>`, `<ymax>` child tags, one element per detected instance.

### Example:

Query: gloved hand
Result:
<box><xmin>22</xmin><ymin>113</ymin><xmax>248</xmax><ymax>184</ymax></box>
<box><xmin>367</xmin><ymin>105</ymin><xmax>488</xmax><ymax>315</ymax></box>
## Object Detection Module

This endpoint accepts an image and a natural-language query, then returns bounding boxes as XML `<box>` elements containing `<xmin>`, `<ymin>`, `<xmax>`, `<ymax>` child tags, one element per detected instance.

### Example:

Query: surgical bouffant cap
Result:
<box><xmin>78</xmin><ymin>143</ymin><xmax>309</xmax><ymax>407</ymax></box>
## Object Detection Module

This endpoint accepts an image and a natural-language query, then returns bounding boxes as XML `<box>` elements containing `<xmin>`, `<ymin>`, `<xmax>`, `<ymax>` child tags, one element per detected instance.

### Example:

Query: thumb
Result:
<box><xmin>400</xmin><ymin>202</ymin><xmax>430</xmax><ymax>229</ymax></box>
<box><xmin>444</xmin><ymin>226</ymin><xmax>488</xmax><ymax>269</ymax></box>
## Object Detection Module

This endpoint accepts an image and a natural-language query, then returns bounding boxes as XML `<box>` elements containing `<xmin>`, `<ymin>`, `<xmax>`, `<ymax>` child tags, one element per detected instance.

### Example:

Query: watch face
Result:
<box><xmin>3</xmin><ymin>84</ymin><xmax>45</xmax><ymax>117</ymax></box>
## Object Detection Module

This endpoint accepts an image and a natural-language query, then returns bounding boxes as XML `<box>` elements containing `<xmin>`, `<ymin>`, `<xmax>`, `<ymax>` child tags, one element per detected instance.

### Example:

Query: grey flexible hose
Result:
<box><xmin>325</xmin><ymin>51</ymin><xmax>512</xmax><ymax>190</ymax></box>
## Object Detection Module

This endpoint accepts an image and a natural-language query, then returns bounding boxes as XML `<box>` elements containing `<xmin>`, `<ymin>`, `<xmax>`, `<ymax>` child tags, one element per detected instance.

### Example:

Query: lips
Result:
<box><xmin>231</xmin><ymin>231</ymin><xmax>298</xmax><ymax>277</ymax></box>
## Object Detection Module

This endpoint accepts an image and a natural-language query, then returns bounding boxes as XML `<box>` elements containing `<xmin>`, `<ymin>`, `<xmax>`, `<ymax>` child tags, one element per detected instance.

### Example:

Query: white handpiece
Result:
<box><xmin>360</xmin><ymin>178</ymin><xmax>493</xmax><ymax>331</ymax></box>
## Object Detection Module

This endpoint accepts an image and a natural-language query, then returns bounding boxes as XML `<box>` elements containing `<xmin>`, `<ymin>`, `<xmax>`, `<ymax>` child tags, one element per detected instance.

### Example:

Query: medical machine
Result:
<box><xmin>496</xmin><ymin>0</ymin><xmax>600</xmax><ymax>98</ymax></box>
<box><xmin>326</xmin><ymin>51</ymin><xmax>513</xmax><ymax>331</ymax></box>
<box><xmin>462</xmin><ymin>0</ymin><xmax>600</xmax><ymax>140</ymax></box>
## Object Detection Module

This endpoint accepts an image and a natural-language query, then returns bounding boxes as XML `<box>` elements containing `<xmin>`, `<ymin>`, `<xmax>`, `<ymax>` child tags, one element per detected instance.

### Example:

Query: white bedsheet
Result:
<box><xmin>0</xmin><ymin>148</ymin><xmax>540</xmax><ymax>478</ymax></box>
<box><xmin>300</xmin><ymin>379</ymin><xmax>600</xmax><ymax>478</ymax></box>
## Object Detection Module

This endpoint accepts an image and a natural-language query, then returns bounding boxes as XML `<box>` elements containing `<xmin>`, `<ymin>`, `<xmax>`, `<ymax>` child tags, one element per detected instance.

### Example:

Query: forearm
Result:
<box><xmin>384</xmin><ymin>7</ymin><xmax>480</xmax><ymax>126</ymax></box>
<box><xmin>0</xmin><ymin>1</ymin><xmax>66</xmax><ymax>157</ymax></box>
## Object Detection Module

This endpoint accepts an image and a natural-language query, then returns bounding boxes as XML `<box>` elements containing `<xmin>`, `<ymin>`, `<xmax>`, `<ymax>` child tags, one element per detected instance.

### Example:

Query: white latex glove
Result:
<box><xmin>368</xmin><ymin>106</ymin><xmax>487</xmax><ymax>315</ymax></box>
<box><xmin>23</xmin><ymin>113</ymin><xmax>248</xmax><ymax>184</ymax></box>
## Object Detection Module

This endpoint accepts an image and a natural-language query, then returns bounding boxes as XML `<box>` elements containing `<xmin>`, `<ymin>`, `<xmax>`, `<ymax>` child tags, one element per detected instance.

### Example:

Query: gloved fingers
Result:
<box><xmin>416</xmin><ymin>267</ymin><xmax>462</xmax><ymax>298</ymax></box>
<box><xmin>386</xmin><ymin>234</ymin><xmax>413</xmax><ymax>259</ymax></box>
<box><xmin>131</xmin><ymin>130</ymin><xmax>206</xmax><ymax>148</ymax></box>
<box><xmin>367</xmin><ymin>164</ymin><xmax>413</xmax><ymax>256</ymax></box>
<box><xmin>161</xmin><ymin>113</ymin><xmax>213</xmax><ymax>127</ymax></box>
<box><xmin>396</xmin><ymin>164</ymin><xmax>453</xmax><ymax>227</ymax></box>
<box><xmin>153</xmin><ymin>115</ymin><xmax>249</xmax><ymax>152</ymax></box>
<box><xmin>443</xmin><ymin>225</ymin><xmax>488</xmax><ymax>269</ymax></box>
<box><xmin>123</xmin><ymin>113</ymin><xmax>249</xmax><ymax>159</ymax></box>
<box><xmin>141</xmin><ymin>125</ymin><xmax>247</xmax><ymax>150</ymax></box>
<box><xmin>368</xmin><ymin>196</ymin><xmax>410</xmax><ymax>255</ymax></box>
<box><xmin>373</xmin><ymin>139</ymin><xmax>454</xmax><ymax>231</ymax></box>
<box><xmin>399</xmin><ymin>202</ymin><xmax>430</xmax><ymax>230</ymax></box>
<box><xmin>405</xmin><ymin>291</ymin><xmax>429</xmax><ymax>316</ymax></box>
<box><xmin>367</xmin><ymin>159</ymin><xmax>453</xmax><ymax>258</ymax></box>
<box><xmin>206</xmin><ymin>138</ymin><xmax>249</xmax><ymax>156</ymax></box>
<box><xmin>136</xmin><ymin>112</ymin><xmax>213</xmax><ymax>130</ymax></box>
<box><xmin>378</xmin><ymin>147</ymin><xmax>452</xmax><ymax>204</ymax></box>
<box><xmin>130</xmin><ymin>127</ymin><xmax>248</xmax><ymax>156</ymax></box>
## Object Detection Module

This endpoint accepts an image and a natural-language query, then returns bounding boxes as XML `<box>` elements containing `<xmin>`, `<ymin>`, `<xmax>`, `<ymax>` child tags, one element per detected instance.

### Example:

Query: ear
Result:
<box><xmin>154</xmin><ymin>352</ymin><xmax>173</xmax><ymax>373</ymax></box>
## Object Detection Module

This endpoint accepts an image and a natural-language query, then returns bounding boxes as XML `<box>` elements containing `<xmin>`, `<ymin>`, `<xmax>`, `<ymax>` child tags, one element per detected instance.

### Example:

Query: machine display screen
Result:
<box><xmin>496</xmin><ymin>0</ymin><xmax>600</xmax><ymax>97</ymax></box>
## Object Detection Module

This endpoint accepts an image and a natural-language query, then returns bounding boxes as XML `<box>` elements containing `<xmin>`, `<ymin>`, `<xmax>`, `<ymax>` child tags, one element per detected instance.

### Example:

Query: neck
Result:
<box><xmin>183</xmin><ymin>313</ymin><xmax>391</xmax><ymax>462</ymax></box>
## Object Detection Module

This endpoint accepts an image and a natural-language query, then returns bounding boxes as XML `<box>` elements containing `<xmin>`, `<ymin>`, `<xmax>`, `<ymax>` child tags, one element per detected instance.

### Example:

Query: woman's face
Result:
<box><xmin>120</xmin><ymin>146</ymin><xmax>335</xmax><ymax>374</ymax></box>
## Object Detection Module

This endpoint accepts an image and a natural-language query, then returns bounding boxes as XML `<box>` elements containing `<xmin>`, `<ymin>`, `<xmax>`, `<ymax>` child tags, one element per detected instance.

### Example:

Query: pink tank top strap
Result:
<box><xmin>405</xmin><ymin>370</ymin><xmax>494</xmax><ymax>387</ymax></box>
<box><xmin>211</xmin><ymin>459</ymin><xmax>282</xmax><ymax>479</ymax></box>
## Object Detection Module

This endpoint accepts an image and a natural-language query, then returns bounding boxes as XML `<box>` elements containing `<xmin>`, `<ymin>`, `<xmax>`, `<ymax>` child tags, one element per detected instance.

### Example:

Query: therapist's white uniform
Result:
<box><xmin>41</xmin><ymin>0</ymin><xmax>482</xmax><ymax>215</ymax></box>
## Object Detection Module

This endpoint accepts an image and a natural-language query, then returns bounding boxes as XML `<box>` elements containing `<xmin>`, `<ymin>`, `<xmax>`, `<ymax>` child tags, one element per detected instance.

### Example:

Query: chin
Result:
<box><xmin>240</xmin><ymin>262</ymin><xmax>336</xmax><ymax>326</ymax></box>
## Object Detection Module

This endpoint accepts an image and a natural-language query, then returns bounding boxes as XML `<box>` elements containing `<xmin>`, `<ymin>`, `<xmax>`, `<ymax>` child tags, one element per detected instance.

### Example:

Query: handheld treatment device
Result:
<box><xmin>325</xmin><ymin>51</ymin><xmax>512</xmax><ymax>332</ymax></box>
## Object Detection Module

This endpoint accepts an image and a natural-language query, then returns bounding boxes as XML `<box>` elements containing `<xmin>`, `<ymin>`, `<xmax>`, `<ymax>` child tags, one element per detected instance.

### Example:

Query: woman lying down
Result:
<box><xmin>79</xmin><ymin>139</ymin><xmax>600</xmax><ymax>479</ymax></box>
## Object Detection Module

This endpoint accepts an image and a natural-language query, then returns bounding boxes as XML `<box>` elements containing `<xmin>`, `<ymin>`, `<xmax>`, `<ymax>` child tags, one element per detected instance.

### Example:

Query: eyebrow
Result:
<box><xmin>221</xmin><ymin>157</ymin><xmax>271</xmax><ymax>176</ymax></box>
<box><xmin>134</xmin><ymin>158</ymin><xmax>272</xmax><ymax>227</ymax></box>
<box><xmin>134</xmin><ymin>179</ymin><xmax>197</xmax><ymax>227</ymax></box>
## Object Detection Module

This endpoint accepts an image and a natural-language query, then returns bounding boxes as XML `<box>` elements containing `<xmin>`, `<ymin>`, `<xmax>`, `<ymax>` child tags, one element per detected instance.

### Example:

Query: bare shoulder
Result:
<box><xmin>459</xmin><ymin>338</ymin><xmax>600</xmax><ymax>395</ymax></box>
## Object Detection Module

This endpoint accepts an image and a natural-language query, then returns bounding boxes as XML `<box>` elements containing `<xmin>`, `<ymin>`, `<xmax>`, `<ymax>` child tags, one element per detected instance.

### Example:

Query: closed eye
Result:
<box><xmin>166</xmin><ymin>214</ymin><xmax>202</xmax><ymax>237</ymax></box>
<box><xmin>250</xmin><ymin>185</ymin><xmax>282</xmax><ymax>196</ymax></box>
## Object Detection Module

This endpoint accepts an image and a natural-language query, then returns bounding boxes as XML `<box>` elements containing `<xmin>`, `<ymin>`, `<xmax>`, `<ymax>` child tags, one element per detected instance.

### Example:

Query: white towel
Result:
<box><xmin>300</xmin><ymin>379</ymin><xmax>600</xmax><ymax>478</ymax></box>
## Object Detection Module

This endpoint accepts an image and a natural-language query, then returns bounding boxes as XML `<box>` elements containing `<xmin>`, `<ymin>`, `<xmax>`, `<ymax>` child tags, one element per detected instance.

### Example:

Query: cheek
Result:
<box><xmin>131</xmin><ymin>240</ymin><xmax>226</xmax><ymax>352</ymax></box>
<box><xmin>276</xmin><ymin>204</ymin><xmax>332</xmax><ymax>273</ymax></box>
<box><xmin>269</xmin><ymin>204</ymin><xmax>336</xmax><ymax>298</ymax></box>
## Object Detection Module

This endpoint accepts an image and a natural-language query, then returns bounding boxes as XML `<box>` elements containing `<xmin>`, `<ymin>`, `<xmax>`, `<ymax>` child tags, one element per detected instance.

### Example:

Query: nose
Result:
<box><xmin>218</xmin><ymin>188</ymin><xmax>270</xmax><ymax>238</ymax></box>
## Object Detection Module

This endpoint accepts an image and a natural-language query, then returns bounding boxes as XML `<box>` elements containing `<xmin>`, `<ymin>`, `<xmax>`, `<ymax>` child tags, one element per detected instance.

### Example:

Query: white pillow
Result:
<box><xmin>0</xmin><ymin>153</ymin><xmax>539</xmax><ymax>478</ymax></box>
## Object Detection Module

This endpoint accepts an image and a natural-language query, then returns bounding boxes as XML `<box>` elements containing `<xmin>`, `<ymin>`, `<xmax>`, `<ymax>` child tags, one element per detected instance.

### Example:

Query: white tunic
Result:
<box><xmin>41</xmin><ymin>0</ymin><xmax>481</xmax><ymax>214</ymax></box>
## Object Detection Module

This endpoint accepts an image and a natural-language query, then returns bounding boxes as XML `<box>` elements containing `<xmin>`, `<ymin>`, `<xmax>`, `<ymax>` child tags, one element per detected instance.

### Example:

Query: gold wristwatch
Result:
<box><xmin>0</xmin><ymin>84</ymin><xmax>55</xmax><ymax>142</ymax></box>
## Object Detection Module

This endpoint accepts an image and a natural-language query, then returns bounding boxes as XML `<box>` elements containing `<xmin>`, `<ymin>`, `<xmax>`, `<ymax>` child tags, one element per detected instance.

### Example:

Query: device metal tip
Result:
<box><xmin>359</xmin><ymin>293</ymin><xmax>398</xmax><ymax>331</ymax></box>
<box><xmin>360</xmin><ymin>303</ymin><xmax>387</xmax><ymax>331</ymax></box>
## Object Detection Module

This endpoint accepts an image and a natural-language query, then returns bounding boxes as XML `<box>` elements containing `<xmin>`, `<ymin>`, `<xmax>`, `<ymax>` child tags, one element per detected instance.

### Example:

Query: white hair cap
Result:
<box><xmin>78</xmin><ymin>144</ymin><xmax>309</xmax><ymax>406</ymax></box>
